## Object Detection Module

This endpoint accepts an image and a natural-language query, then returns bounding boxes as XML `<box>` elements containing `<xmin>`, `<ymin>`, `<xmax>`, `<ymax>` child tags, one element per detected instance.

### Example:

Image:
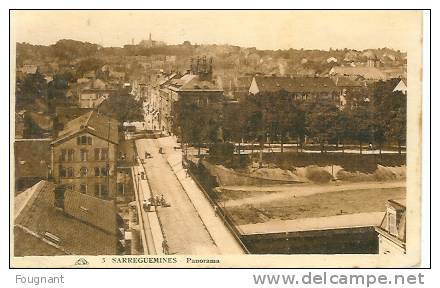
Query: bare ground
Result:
<box><xmin>225</xmin><ymin>185</ymin><xmax>405</xmax><ymax>226</ymax></box>
<box><xmin>219</xmin><ymin>181</ymin><xmax>405</xmax><ymax>207</ymax></box>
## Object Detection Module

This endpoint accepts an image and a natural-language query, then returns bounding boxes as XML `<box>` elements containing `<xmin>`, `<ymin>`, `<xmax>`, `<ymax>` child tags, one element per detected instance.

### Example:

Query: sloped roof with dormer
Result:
<box><xmin>14</xmin><ymin>181</ymin><xmax>119</xmax><ymax>256</ymax></box>
<box><xmin>376</xmin><ymin>198</ymin><xmax>406</xmax><ymax>244</ymax></box>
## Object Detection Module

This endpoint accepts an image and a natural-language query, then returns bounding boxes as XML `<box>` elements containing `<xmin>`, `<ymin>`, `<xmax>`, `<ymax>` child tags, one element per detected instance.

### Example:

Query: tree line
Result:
<box><xmin>173</xmin><ymin>79</ymin><xmax>407</xmax><ymax>156</ymax></box>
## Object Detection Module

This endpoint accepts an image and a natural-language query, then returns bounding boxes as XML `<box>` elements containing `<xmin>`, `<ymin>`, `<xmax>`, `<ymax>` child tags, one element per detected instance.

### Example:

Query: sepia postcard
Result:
<box><xmin>10</xmin><ymin>10</ymin><xmax>424</xmax><ymax>268</ymax></box>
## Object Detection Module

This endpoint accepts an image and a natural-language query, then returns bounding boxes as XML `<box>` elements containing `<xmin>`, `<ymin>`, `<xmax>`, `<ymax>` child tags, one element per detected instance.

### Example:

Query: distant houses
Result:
<box><xmin>329</xmin><ymin>66</ymin><xmax>387</xmax><ymax>81</ymax></box>
<box><xmin>19</xmin><ymin>64</ymin><xmax>38</xmax><ymax>75</ymax></box>
<box><xmin>248</xmin><ymin>75</ymin><xmax>343</xmax><ymax>104</ymax></box>
<box><xmin>77</xmin><ymin>78</ymin><xmax>115</xmax><ymax>109</ymax></box>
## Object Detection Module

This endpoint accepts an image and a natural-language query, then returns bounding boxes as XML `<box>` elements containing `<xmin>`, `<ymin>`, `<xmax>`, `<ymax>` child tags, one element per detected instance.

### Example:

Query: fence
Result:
<box><xmin>185</xmin><ymin>159</ymin><xmax>250</xmax><ymax>254</ymax></box>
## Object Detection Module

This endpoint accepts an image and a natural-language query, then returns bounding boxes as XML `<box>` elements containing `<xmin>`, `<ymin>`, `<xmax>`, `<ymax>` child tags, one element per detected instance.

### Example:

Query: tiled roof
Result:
<box><xmin>180</xmin><ymin>77</ymin><xmax>222</xmax><ymax>91</ymax></box>
<box><xmin>168</xmin><ymin>74</ymin><xmax>197</xmax><ymax>89</ymax></box>
<box><xmin>330</xmin><ymin>66</ymin><xmax>387</xmax><ymax>80</ymax></box>
<box><xmin>14</xmin><ymin>181</ymin><xmax>119</xmax><ymax>256</ymax></box>
<box><xmin>333</xmin><ymin>77</ymin><xmax>365</xmax><ymax>87</ymax></box>
<box><xmin>158</xmin><ymin>73</ymin><xmax>177</xmax><ymax>86</ymax></box>
<box><xmin>53</xmin><ymin>111</ymin><xmax>119</xmax><ymax>145</ymax></box>
<box><xmin>14</xmin><ymin>139</ymin><xmax>51</xmax><ymax>179</ymax></box>
<box><xmin>238</xmin><ymin>212</ymin><xmax>384</xmax><ymax>235</ymax></box>
<box><xmin>166</xmin><ymin>74</ymin><xmax>222</xmax><ymax>92</ymax></box>
<box><xmin>55</xmin><ymin>106</ymin><xmax>94</xmax><ymax>125</ymax></box>
<box><xmin>64</xmin><ymin>189</ymin><xmax>118</xmax><ymax>234</ymax></box>
<box><xmin>20</xmin><ymin>64</ymin><xmax>38</xmax><ymax>74</ymax></box>
<box><xmin>254</xmin><ymin>76</ymin><xmax>340</xmax><ymax>93</ymax></box>
<box><xmin>235</xmin><ymin>76</ymin><xmax>253</xmax><ymax>90</ymax></box>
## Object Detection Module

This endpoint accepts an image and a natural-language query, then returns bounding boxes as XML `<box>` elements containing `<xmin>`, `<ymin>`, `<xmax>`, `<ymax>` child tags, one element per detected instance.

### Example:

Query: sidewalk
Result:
<box><xmin>156</xmin><ymin>136</ymin><xmax>245</xmax><ymax>254</ymax></box>
<box><xmin>132</xmin><ymin>163</ymin><xmax>165</xmax><ymax>255</ymax></box>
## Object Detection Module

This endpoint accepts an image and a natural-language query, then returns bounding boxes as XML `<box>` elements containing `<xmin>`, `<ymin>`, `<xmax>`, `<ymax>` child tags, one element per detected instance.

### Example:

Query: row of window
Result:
<box><xmin>59</xmin><ymin>165</ymin><xmax>109</xmax><ymax>178</ymax></box>
<box><xmin>77</xmin><ymin>135</ymin><xmax>92</xmax><ymax>145</ymax></box>
<box><xmin>291</xmin><ymin>93</ymin><xmax>339</xmax><ymax>101</ymax></box>
<box><xmin>66</xmin><ymin>183</ymin><xmax>109</xmax><ymax>198</ymax></box>
<box><xmin>59</xmin><ymin>148</ymin><xmax>109</xmax><ymax>162</ymax></box>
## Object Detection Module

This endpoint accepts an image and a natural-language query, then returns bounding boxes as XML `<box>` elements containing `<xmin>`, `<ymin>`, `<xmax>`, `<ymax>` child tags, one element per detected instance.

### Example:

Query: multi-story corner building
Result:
<box><xmin>50</xmin><ymin>111</ymin><xmax>119</xmax><ymax>199</ymax></box>
<box><xmin>375</xmin><ymin>199</ymin><xmax>406</xmax><ymax>254</ymax></box>
<box><xmin>158</xmin><ymin>57</ymin><xmax>224</xmax><ymax>134</ymax></box>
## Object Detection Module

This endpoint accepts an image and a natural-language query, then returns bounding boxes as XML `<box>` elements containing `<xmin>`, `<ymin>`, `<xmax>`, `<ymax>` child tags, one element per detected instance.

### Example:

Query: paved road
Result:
<box><xmin>135</xmin><ymin>138</ymin><xmax>219</xmax><ymax>255</ymax></box>
<box><xmin>156</xmin><ymin>136</ymin><xmax>245</xmax><ymax>254</ymax></box>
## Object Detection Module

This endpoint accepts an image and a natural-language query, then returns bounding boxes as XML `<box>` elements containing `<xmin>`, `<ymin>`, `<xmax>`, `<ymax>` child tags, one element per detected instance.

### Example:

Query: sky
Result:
<box><xmin>11</xmin><ymin>10</ymin><xmax>421</xmax><ymax>51</ymax></box>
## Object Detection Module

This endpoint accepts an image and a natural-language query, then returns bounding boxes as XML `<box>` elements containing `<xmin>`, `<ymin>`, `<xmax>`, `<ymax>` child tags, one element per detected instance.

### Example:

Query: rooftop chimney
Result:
<box><xmin>54</xmin><ymin>185</ymin><xmax>67</xmax><ymax>210</ymax></box>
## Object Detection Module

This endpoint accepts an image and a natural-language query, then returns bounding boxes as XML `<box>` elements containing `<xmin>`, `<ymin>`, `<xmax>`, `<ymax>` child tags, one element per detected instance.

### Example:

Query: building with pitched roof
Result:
<box><xmin>51</xmin><ymin>111</ymin><xmax>119</xmax><ymax>199</ymax></box>
<box><xmin>157</xmin><ymin>59</ymin><xmax>224</xmax><ymax>134</ymax></box>
<box><xmin>77</xmin><ymin>79</ymin><xmax>115</xmax><ymax>109</ymax></box>
<box><xmin>393</xmin><ymin>79</ymin><xmax>407</xmax><ymax>95</ymax></box>
<box><xmin>248</xmin><ymin>75</ymin><xmax>342</xmax><ymax>103</ymax></box>
<box><xmin>375</xmin><ymin>199</ymin><xmax>406</xmax><ymax>254</ymax></box>
<box><xmin>14</xmin><ymin>181</ymin><xmax>124</xmax><ymax>256</ymax></box>
<box><xmin>329</xmin><ymin>66</ymin><xmax>387</xmax><ymax>81</ymax></box>
<box><xmin>332</xmin><ymin>76</ymin><xmax>366</xmax><ymax>106</ymax></box>
<box><xmin>19</xmin><ymin>64</ymin><xmax>39</xmax><ymax>75</ymax></box>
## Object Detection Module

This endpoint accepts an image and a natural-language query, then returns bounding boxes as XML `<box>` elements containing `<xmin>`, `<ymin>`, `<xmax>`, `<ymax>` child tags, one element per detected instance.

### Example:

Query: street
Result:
<box><xmin>135</xmin><ymin>138</ymin><xmax>220</xmax><ymax>254</ymax></box>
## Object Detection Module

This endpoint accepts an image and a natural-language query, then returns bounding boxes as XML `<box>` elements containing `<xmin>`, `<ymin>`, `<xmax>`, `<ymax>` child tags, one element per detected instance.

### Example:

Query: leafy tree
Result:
<box><xmin>16</xmin><ymin>72</ymin><xmax>47</xmax><ymax>109</ymax></box>
<box><xmin>305</xmin><ymin>101</ymin><xmax>342</xmax><ymax>153</ymax></box>
<box><xmin>51</xmin><ymin>39</ymin><xmax>100</xmax><ymax>61</ymax></box>
<box><xmin>46</xmin><ymin>74</ymin><xmax>71</xmax><ymax>113</ymax></box>
<box><xmin>76</xmin><ymin>57</ymin><xmax>105</xmax><ymax>77</ymax></box>
<box><xmin>331</xmin><ymin>107</ymin><xmax>350</xmax><ymax>151</ymax></box>
<box><xmin>269</xmin><ymin>90</ymin><xmax>296</xmax><ymax>153</ymax></box>
<box><xmin>346</xmin><ymin>100</ymin><xmax>374</xmax><ymax>154</ymax></box>
<box><xmin>385</xmin><ymin>92</ymin><xmax>407</xmax><ymax>153</ymax></box>
<box><xmin>98</xmin><ymin>88</ymin><xmax>144</xmax><ymax>124</ymax></box>
<box><xmin>172</xmin><ymin>99</ymin><xmax>223</xmax><ymax>156</ymax></box>
<box><xmin>290</xmin><ymin>103</ymin><xmax>306</xmax><ymax>151</ymax></box>
<box><xmin>370</xmin><ymin>79</ymin><xmax>407</xmax><ymax>153</ymax></box>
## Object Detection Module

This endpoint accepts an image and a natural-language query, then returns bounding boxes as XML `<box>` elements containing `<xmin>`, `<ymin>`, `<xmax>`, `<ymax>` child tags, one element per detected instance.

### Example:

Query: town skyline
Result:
<box><xmin>11</xmin><ymin>10</ymin><xmax>422</xmax><ymax>268</ymax></box>
<box><xmin>12</xmin><ymin>10</ymin><xmax>419</xmax><ymax>51</ymax></box>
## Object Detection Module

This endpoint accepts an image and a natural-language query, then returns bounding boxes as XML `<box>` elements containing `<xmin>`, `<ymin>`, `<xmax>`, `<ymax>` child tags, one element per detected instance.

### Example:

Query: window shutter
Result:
<box><xmin>388</xmin><ymin>212</ymin><xmax>397</xmax><ymax>236</ymax></box>
<box><xmin>102</xmin><ymin>148</ymin><xmax>108</xmax><ymax>160</ymax></box>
